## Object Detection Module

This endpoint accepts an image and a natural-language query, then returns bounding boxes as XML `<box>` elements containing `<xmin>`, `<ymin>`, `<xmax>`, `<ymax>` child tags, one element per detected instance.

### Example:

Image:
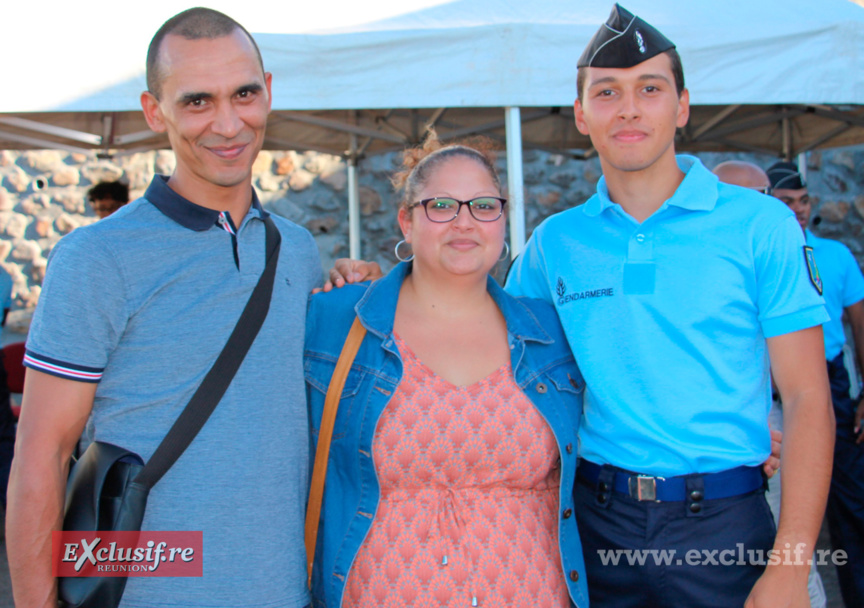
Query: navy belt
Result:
<box><xmin>578</xmin><ymin>460</ymin><xmax>765</xmax><ymax>502</ymax></box>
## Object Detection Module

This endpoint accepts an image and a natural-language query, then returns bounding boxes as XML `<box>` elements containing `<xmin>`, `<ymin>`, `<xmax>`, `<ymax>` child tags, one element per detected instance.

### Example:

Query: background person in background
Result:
<box><xmin>713</xmin><ymin>159</ymin><xmax>827</xmax><ymax>608</ymax></box>
<box><xmin>768</xmin><ymin>160</ymin><xmax>864</xmax><ymax>607</ymax></box>
<box><xmin>86</xmin><ymin>180</ymin><xmax>130</xmax><ymax>219</ymax></box>
<box><xmin>0</xmin><ymin>263</ymin><xmax>14</xmax><ymax>520</ymax></box>
<box><xmin>0</xmin><ymin>266</ymin><xmax>11</xmax><ymax>327</ymax></box>
<box><xmin>712</xmin><ymin>160</ymin><xmax>771</xmax><ymax>194</ymax></box>
<box><xmin>306</xmin><ymin>135</ymin><xmax>588</xmax><ymax>608</ymax></box>
<box><xmin>6</xmin><ymin>8</ymin><xmax>320</xmax><ymax>608</ymax></box>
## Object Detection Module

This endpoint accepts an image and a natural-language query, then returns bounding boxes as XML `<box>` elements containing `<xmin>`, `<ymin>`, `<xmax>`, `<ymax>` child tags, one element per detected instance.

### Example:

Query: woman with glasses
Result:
<box><xmin>304</xmin><ymin>133</ymin><xmax>589</xmax><ymax>608</ymax></box>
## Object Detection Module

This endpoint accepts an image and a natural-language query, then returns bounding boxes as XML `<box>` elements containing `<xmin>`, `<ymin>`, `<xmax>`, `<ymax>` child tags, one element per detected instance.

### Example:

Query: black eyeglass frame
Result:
<box><xmin>411</xmin><ymin>196</ymin><xmax>508</xmax><ymax>223</ymax></box>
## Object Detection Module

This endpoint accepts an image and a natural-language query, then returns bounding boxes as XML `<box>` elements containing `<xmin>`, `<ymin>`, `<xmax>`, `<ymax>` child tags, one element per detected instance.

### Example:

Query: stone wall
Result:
<box><xmin>0</xmin><ymin>145</ymin><xmax>862</xmax><ymax>330</ymax></box>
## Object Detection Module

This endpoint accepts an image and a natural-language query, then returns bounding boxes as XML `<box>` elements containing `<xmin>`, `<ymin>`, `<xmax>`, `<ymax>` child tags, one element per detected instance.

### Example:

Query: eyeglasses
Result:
<box><xmin>753</xmin><ymin>186</ymin><xmax>772</xmax><ymax>195</ymax></box>
<box><xmin>412</xmin><ymin>196</ymin><xmax>507</xmax><ymax>223</ymax></box>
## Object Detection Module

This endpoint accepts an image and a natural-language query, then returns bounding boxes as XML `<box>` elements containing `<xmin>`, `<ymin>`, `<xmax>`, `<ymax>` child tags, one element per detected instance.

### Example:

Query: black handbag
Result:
<box><xmin>58</xmin><ymin>217</ymin><xmax>281</xmax><ymax>608</ymax></box>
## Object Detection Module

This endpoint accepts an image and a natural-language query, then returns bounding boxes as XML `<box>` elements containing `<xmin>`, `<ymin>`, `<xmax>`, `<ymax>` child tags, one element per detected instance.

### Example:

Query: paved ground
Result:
<box><xmin>0</xmin><ymin>515</ymin><xmax>849</xmax><ymax>607</ymax></box>
<box><xmin>817</xmin><ymin>517</ymin><xmax>845</xmax><ymax>608</ymax></box>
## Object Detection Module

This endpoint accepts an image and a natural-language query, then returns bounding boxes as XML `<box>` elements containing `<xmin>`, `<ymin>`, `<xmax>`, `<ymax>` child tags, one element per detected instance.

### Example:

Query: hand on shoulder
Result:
<box><xmin>314</xmin><ymin>258</ymin><xmax>384</xmax><ymax>294</ymax></box>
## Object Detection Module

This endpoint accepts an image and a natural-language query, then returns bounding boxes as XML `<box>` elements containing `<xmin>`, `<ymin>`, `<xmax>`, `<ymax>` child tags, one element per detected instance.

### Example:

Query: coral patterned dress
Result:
<box><xmin>344</xmin><ymin>336</ymin><xmax>569</xmax><ymax>608</ymax></box>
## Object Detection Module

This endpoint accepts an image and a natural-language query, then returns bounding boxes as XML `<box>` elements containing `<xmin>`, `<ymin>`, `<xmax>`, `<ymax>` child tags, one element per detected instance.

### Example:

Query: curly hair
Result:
<box><xmin>87</xmin><ymin>180</ymin><xmax>130</xmax><ymax>217</ymax></box>
<box><xmin>392</xmin><ymin>130</ymin><xmax>502</xmax><ymax>209</ymax></box>
<box><xmin>87</xmin><ymin>180</ymin><xmax>129</xmax><ymax>204</ymax></box>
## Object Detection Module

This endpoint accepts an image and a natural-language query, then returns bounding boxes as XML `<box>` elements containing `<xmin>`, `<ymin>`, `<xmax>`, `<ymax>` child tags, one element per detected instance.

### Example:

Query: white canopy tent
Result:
<box><xmin>2</xmin><ymin>0</ymin><xmax>863</xmax><ymax>256</ymax></box>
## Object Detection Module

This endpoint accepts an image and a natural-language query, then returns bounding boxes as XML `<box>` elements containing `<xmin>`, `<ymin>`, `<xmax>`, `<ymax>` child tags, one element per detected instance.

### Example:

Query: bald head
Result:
<box><xmin>146</xmin><ymin>7</ymin><xmax>263</xmax><ymax>99</ymax></box>
<box><xmin>713</xmin><ymin>160</ymin><xmax>770</xmax><ymax>193</ymax></box>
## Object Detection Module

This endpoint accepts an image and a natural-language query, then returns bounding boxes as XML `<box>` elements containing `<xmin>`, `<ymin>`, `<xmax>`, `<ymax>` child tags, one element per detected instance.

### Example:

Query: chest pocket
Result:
<box><xmin>536</xmin><ymin>362</ymin><xmax>585</xmax><ymax>425</ymax></box>
<box><xmin>305</xmin><ymin>353</ymin><xmax>368</xmax><ymax>441</ymax></box>
<box><xmin>543</xmin><ymin>364</ymin><xmax>584</xmax><ymax>394</ymax></box>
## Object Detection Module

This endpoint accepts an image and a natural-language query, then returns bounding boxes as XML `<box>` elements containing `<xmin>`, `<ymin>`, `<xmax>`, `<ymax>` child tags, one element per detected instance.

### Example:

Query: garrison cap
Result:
<box><xmin>767</xmin><ymin>161</ymin><xmax>807</xmax><ymax>191</ymax></box>
<box><xmin>578</xmin><ymin>4</ymin><xmax>675</xmax><ymax>69</ymax></box>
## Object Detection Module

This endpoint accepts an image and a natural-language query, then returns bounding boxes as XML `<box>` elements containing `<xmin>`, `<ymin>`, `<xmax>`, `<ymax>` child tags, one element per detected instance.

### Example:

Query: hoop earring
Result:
<box><xmin>394</xmin><ymin>239</ymin><xmax>414</xmax><ymax>262</ymax></box>
<box><xmin>498</xmin><ymin>241</ymin><xmax>510</xmax><ymax>263</ymax></box>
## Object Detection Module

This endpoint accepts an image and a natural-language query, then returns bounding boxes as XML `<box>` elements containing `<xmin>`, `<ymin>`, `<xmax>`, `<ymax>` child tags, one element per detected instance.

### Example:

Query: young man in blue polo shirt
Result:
<box><xmin>7</xmin><ymin>9</ymin><xmax>320</xmax><ymax>608</ymax></box>
<box><xmin>768</xmin><ymin>160</ymin><xmax>864</xmax><ymax>607</ymax></box>
<box><xmin>505</xmin><ymin>6</ymin><xmax>833</xmax><ymax>608</ymax></box>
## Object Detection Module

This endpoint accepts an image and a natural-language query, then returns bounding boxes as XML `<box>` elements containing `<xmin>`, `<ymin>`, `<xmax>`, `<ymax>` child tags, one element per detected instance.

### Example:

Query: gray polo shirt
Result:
<box><xmin>26</xmin><ymin>175</ymin><xmax>321</xmax><ymax>607</ymax></box>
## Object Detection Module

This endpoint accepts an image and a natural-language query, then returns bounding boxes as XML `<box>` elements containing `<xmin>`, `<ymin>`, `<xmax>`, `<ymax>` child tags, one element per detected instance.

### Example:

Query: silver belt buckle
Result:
<box><xmin>628</xmin><ymin>475</ymin><xmax>663</xmax><ymax>501</ymax></box>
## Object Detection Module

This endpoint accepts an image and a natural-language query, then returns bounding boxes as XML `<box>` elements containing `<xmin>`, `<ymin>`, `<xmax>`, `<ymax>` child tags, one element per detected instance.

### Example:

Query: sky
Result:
<box><xmin>4</xmin><ymin>0</ymin><xmax>864</xmax><ymax>113</ymax></box>
<box><xmin>1</xmin><ymin>0</ymin><xmax>451</xmax><ymax>111</ymax></box>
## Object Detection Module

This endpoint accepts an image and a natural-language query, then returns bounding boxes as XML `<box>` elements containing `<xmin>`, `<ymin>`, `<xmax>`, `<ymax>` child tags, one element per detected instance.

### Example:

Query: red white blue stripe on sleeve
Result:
<box><xmin>23</xmin><ymin>350</ymin><xmax>103</xmax><ymax>383</ymax></box>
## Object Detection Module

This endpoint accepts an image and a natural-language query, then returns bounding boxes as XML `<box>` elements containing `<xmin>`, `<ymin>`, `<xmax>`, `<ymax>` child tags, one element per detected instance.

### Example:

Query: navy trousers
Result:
<box><xmin>825</xmin><ymin>354</ymin><xmax>864</xmax><ymax>607</ymax></box>
<box><xmin>574</xmin><ymin>475</ymin><xmax>775</xmax><ymax>608</ymax></box>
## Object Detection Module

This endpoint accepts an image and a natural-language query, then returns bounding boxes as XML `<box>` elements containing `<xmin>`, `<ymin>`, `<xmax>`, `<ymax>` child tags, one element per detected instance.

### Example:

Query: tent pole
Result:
<box><xmin>348</xmin><ymin>152</ymin><xmax>360</xmax><ymax>259</ymax></box>
<box><xmin>348</xmin><ymin>116</ymin><xmax>361</xmax><ymax>259</ymax></box>
<box><xmin>505</xmin><ymin>107</ymin><xmax>525</xmax><ymax>258</ymax></box>
<box><xmin>798</xmin><ymin>151</ymin><xmax>808</xmax><ymax>184</ymax></box>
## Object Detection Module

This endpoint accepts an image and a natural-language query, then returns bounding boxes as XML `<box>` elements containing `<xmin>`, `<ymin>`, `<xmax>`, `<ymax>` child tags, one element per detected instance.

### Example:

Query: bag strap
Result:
<box><xmin>134</xmin><ymin>216</ymin><xmax>281</xmax><ymax>490</ymax></box>
<box><xmin>305</xmin><ymin>316</ymin><xmax>367</xmax><ymax>586</ymax></box>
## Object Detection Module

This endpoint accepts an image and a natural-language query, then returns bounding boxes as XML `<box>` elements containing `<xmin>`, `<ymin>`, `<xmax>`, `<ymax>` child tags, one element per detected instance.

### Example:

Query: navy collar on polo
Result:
<box><xmin>145</xmin><ymin>175</ymin><xmax>269</xmax><ymax>231</ymax></box>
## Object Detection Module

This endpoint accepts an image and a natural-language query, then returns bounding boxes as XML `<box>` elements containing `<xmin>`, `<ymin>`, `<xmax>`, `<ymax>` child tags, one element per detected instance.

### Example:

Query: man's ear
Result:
<box><xmin>574</xmin><ymin>98</ymin><xmax>590</xmax><ymax>136</ymax></box>
<box><xmin>264</xmin><ymin>72</ymin><xmax>273</xmax><ymax>114</ymax></box>
<box><xmin>140</xmin><ymin>91</ymin><xmax>166</xmax><ymax>133</ymax></box>
<box><xmin>676</xmin><ymin>88</ymin><xmax>690</xmax><ymax>129</ymax></box>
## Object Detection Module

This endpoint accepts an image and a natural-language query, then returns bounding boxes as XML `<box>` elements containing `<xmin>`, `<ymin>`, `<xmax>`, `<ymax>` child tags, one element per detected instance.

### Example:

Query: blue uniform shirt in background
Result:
<box><xmin>506</xmin><ymin>155</ymin><xmax>828</xmax><ymax>477</ymax></box>
<box><xmin>0</xmin><ymin>265</ymin><xmax>12</xmax><ymax>312</ymax></box>
<box><xmin>805</xmin><ymin>229</ymin><xmax>864</xmax><ymax>360</ymax></box>
<box><xmin>25</xmin><ymin>176</ymin><xmax>321</xmax><ymax>608</ymax></box>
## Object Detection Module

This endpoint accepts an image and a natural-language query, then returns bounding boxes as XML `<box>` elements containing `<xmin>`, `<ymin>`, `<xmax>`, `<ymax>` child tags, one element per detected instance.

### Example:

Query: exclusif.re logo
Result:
<box><xmin>52</xmin><ymin>531</ymin><xmax>203</xmax><ymax>578</ymax></box>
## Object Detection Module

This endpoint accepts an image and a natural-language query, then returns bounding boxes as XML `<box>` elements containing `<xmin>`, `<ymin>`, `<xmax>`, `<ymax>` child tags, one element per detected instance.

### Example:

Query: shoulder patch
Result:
<box><xmin>803</xmin><ymin>246</ymin><xmax>823</xmax><ymax>295</ymax></box>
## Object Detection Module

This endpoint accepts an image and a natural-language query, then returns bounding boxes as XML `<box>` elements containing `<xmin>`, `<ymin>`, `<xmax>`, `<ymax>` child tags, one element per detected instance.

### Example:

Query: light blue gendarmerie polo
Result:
<box><xmin>506</xmin><ymin>155</ymin><xmax>828</xmax><ymax>477</ymax></box>
<box><xmin>25</xmin><ymin>176</ymin><xmax>321</xmax><ymax>608</ymax></box>
<box><xmin>805</xmin><ymin>229</ymin><xmax>864</xmax><ymax>360</ymax></box>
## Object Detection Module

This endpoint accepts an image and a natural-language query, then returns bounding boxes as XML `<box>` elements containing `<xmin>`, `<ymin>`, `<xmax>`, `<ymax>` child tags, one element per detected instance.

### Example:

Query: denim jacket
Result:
<box><xmin>305</xmin><ymin>262</ymin><xmax>589</xmax><ymax>608</ymax></box>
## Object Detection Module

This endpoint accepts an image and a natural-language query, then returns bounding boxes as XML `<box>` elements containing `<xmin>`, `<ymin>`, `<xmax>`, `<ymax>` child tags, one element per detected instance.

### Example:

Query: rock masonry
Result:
<box><xmin>0</xmin><ymin>146</ymin><xmax>862</xmax><ymax>332</ymax></box>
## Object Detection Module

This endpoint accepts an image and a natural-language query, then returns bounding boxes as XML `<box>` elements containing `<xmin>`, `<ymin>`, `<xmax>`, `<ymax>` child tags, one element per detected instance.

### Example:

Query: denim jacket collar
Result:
<box><xmin>355</xmin><ymin>261</ymin><xmax>554</xmax><ymax>345</ymax></box>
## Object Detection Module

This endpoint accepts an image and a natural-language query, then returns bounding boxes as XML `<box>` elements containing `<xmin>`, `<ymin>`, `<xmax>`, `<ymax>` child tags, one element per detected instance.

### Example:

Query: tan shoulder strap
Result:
<box><xmin>305</xmin><ymin>316</ymin><xmax>367</xmax><ymax>587</ymax></box>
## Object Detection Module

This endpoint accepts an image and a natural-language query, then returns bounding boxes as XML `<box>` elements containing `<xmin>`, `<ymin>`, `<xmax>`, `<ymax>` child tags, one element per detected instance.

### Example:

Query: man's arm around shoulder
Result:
<box><xmin>745</xmin><ymin>325</ymin><xmax>834</xmax><ymax>608</ymax></box>
<box><xmin>7</xmin><ymin>371</ymin><xmax>96</xmax><ymax>608</ymax></box>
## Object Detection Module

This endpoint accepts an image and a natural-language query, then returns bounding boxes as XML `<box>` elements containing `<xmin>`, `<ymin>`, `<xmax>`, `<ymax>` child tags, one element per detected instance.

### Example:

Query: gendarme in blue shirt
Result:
<box><xmin>26</xmin><ymin>176</ymin><xmax>321</xmax><ymax>608</ymax></box>
<box><xmin>506</xmin><ymin>155</ymin><xmax>828</xmax><ymax>477</ymax></box>
<box><xmin>805</xmin><ymin>229</ymin><xmax>864</xmax><ymax>360</ymax></box>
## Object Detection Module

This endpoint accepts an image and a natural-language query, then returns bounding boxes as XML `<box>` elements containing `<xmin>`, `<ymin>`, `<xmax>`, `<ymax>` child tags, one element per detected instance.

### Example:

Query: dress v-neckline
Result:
<box><xmin>393</xmin><ymin>333</ymin><xmax>510</xmax><ymax>390</ymax></box>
